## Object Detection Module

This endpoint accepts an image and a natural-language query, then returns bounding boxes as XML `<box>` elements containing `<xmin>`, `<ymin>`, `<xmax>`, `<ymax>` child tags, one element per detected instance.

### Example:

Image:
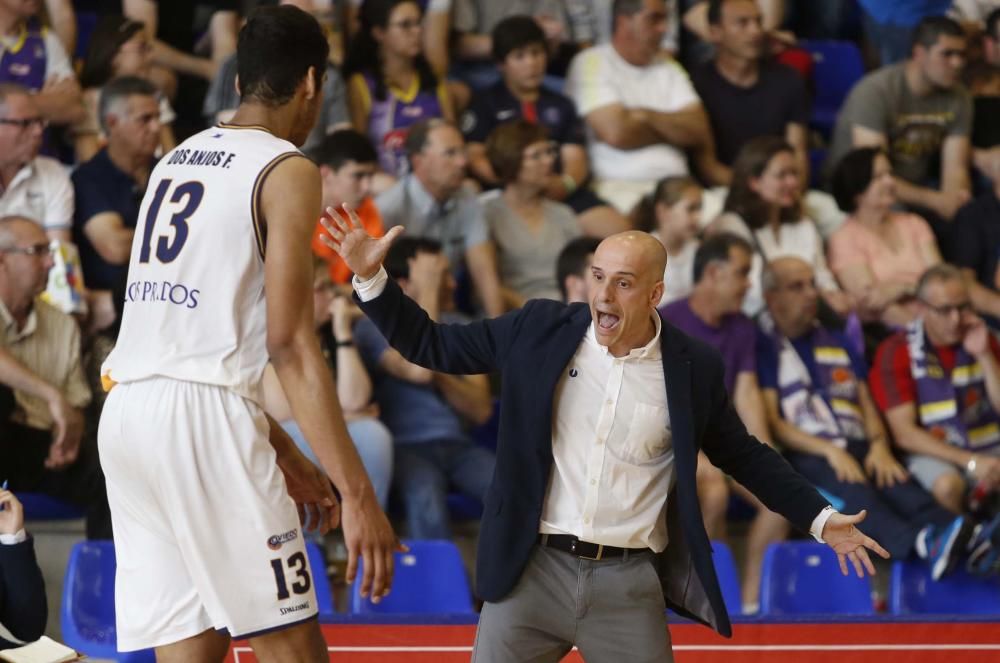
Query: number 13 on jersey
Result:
<box><xmin>138</xmin><ymin>178</ymin><xmax>205</xmax><ymax>264</ymax></box>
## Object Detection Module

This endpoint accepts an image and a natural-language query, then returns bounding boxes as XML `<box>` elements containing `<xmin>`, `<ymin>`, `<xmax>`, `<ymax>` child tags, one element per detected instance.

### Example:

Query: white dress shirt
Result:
<box><xmin>354</xmin><ymin>267</ymin><xmax>836</xmax><ymax>545</ymax></box>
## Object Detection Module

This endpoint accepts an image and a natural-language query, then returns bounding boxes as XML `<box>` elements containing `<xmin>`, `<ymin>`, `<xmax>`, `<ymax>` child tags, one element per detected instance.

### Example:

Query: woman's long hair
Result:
<box><xmin>723</xmin><ymin>136</ymin><xmax>801</xmax><ymax>230</ymax></box>
<box><xmin>342</xmin><ymin>0</ymin><xmax>438</xmax><ymax>102</ymax></box>
<box><xmin>79</xmin><ymin>15</ymin><xmax>145</xmax><ymax>89</ymax></box>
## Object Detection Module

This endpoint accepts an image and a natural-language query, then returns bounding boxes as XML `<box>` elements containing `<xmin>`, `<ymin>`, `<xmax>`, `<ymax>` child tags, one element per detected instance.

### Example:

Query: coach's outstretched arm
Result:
<box><xmin>261</xmin><ymin>154</ymin><xmax>403</xmax><ymax>603</ymax></box>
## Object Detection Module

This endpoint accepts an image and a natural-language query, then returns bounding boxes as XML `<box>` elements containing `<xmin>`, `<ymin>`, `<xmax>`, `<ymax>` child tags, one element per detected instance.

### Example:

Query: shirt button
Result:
<box><xmin>584</xmin><ymin>518</ymin><xmax>591</xmax><ymax>524</ymax></box>
<box><xmin>589</xmin><ymin>478</ymin><xmax>597</xmax><ymax>486</ymax></box>
<box><xmin>605</xmin><ymin>399</ymin><xmax>612</xmax><ymax>405</ymax></box>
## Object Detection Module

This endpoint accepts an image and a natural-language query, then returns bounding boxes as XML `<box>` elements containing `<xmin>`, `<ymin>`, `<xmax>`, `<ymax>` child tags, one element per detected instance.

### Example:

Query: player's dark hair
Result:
<box><xmin>342</xmin><ymin>0</ymin><xmax>438</xmax><ymax>102</ymax></box>
<box><xmin>491</xmin><ymin>15</ymin><xmax>547</xmax><ymax>62</ymax></box>
<box><xmin>692</xmin><ymin>232</ymin><xmax>752</xmax><ymax>283</ymax></box>
<box><xmin>556</xmin><ymin>236</ymin><xmax>601</xmax><ymax>301</ymax></box>
<box><xmin>237</xmin><ymin>5</ymin><xmax>329</xmax><ymax>107</ymax></box>
<box><xmin>910</xmin><ymin>15</ymin><xmax>964</xmax><ymax>55</ymax></box>
<box><xmin>831</xmin><ymin>146</ymin><xmax>884</xmax><ymax>214</ymax></box>
<box><xmin>385</xmin><ymin>236</ymin><xmax>444</xmax><ymax>279</ymax></box>
<box><xmin>307</xmin><ymin>129</ymin><xmax>378</xmax><ymax>170</ymax></box>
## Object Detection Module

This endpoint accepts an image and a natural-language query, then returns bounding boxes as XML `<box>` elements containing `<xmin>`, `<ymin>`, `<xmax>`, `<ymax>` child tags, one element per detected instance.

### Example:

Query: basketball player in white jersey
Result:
<box><xmin>98</xmin><ymin>7</ymin><xmax>403</xmax><ymax>662</ymax></box>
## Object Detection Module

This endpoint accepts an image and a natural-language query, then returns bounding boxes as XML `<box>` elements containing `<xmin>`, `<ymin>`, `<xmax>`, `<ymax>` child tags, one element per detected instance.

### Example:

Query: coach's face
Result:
<box><xmin>589</xmin><ymin>233</ymin><xmax>664</xmax><ymax>357</ymax></box>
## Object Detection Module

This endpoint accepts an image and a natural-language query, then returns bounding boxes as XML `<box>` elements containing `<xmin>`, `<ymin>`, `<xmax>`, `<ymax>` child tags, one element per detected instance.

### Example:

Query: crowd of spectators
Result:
<box><xmin>4</xmin><ymin>0</ymin><xmax>1000</xmax><ymax>635</ymax></box>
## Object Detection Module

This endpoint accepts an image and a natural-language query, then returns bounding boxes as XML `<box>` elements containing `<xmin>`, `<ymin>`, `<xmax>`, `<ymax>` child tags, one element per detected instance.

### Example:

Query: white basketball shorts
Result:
<box><xmin>98</xmin><ymin>377</ymin><xmax>319</xmax><ymax>651</ymax></box>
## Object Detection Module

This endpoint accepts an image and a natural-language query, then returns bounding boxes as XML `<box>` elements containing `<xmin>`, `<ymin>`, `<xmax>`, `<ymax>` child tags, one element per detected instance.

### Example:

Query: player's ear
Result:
<box><xmin>303</xmin><ymin>66</ymin><xmax>318</xmax><ymax>100</ymax></box>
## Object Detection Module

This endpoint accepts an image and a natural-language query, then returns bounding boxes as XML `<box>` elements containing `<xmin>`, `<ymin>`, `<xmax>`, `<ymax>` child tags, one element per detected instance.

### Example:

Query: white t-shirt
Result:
<box><xmin>565</xmin><ymin>43</ymin><xmax>700</xmax><ymax>183</ymax></box>
<box><xmin>0</xmin><ymin>156</ymin><xmax>74</xmax><ymax>234</ymax></box>
<box><xmin>658</xmin><ymin>237</ymin><xmax>698</xmax><ymax>307</ymax></box>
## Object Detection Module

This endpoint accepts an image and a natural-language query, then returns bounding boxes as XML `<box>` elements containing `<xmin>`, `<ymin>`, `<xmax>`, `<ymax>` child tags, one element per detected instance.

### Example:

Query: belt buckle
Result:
<box><xmin>571</xmin><ymin>539</ymin><xmax>604</xmax><ymax>561</ymax></box>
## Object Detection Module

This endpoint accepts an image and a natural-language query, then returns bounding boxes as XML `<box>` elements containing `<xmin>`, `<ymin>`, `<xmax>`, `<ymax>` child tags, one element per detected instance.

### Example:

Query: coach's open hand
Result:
<box><xmin>320</xmin><ymin>204</ymin><xmax>404</xmax><ymax>280</ymax></box>
<box><xmin>822</xmin><ymin>510</ymin><xmax>891</xmax><ymax>577</ymax></box>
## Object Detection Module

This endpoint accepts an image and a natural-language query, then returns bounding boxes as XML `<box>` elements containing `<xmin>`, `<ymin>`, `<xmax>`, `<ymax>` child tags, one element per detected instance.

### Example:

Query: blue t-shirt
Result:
<box><xmin>355</xmin><ymin>314</ymin><xmax>471</xmax><ymax>445</ymax></box>
<box><xmin>755</xmin><ymin>327</ymin><xmax>868</xmax><ymax>393</ymax></box>
<box><xmin>71</xmin><ymin>149</ymin><xmax>153</xmax><ymax>290</ymax></box>
<box><xmin>857</xmin><ymin>0</ymin><xmax>951</xmax><ymax>26</ymax></box>
<box><xmin>461</xmin><ymin>79</ymin><xmax>586</xmax><ymax>146</ymax></box>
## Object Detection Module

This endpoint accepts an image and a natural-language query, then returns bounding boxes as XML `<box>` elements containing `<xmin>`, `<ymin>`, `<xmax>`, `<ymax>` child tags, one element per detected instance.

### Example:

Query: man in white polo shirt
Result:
<box><xmin>566</xmin><ymin>0</ymin><xmax>730</xmax><ymax>215</ymax></box>
<box><xmin>0</xmin><ymin>83</ymin><xmax>73</xmax><ymax>243</ymax></box>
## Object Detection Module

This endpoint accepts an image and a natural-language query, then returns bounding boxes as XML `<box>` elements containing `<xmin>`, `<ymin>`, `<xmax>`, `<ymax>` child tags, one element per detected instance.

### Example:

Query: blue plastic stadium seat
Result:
<box><xmin>349</xmin><ymin>539</ymin><xmax>475</xmax><ymax>614</ymax></box>
<box><xmin>890</xmin><ymin>560</ymin><xmax>1000</xmax><ymax>615</ymax></box>
<box><xmin>711</xmin><ymin>541</ymin><xmax>742</xmax><ymax>616</ymax></box>
<box><xmin>61</xmin><ymin>541</ymin><xmax>155</xmax><ymax>663</ymax></box>
<box><xmin>799</xmin><ymin>40</ymin><xmax>865</xmax><ymax>138</ymax></box>
<box><xmin>305</xmin><ymin>541</ymin><xmax>336</xmax><ymax>621</ymax></box>
<box><xmin>19</xmin><ymin>492</ymin><xmax>85</xmax><ymax>520</ymax></box>
<box><xmin>759</xmin><ymin>541</ymin><xmax>873</xmax><ymax>616</ymax></box>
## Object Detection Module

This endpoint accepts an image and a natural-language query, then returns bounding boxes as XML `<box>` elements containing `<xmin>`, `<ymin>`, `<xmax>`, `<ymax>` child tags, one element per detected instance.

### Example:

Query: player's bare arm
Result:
<box><xmin>261</xmin><ymin>153</ymin><xmax>403</xmax><ymax>602</ymax></box>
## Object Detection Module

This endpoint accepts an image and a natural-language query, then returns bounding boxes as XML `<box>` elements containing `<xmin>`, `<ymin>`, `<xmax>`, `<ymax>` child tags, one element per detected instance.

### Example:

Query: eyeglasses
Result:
<box><xmin>921</xmin><ymin>299</ymin><xmax>974</xmax><ymax>317</ymax></box>
<box><xmin>389</xmin><ymin>18</ymin><xmax>421</xmax><ymax>31</ymax></box>
<box><xmin>2</xmin><ymin>242</ymin><xmax>52</xmax><ymax>258</ymax></box>
<box><xmin>0</xmin><ymin>116</ymin><xmax>47</xmax><ymax>131</ymax></box>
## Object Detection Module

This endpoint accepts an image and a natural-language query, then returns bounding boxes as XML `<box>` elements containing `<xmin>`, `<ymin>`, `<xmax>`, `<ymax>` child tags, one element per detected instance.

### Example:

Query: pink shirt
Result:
<box><xmin>827</xmin><ymin>212</ymin><xmax>938</xmax><ymax>291</ymax></box>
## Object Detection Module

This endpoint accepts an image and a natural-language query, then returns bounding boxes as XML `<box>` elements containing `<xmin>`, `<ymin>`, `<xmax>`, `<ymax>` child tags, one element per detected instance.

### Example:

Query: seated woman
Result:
<box><xmin>707</xmin><ymin>136</ymin><xmax>848</xmax><ymax>318</ymax></box>
<box><xmin>481</xmin><ymin>120</ymin><xmax>581</xmax><ymax>306</ymax></box>
<box><xmin>260</xmin><ymin>262</ymin><xmax>393</xmax><ymax>509</ymax></box>
<box><xmin>74</xmin><ymin>15</ymin><xmax>176</xmax><ymax>162</ymax></box>
<box><xmin>344</xmin><ymin>0</ymin><xmax>454</xmax><ymax>179</ymax></box>
<box><xmin>828</xmin><ymin>147</ymin><xmax>942</xmax><ymax>327</ymax></box>
<box><xmin>632</xmin><ymin>174</ymin><xmax>703</xmax><ymax>307</ymax></box>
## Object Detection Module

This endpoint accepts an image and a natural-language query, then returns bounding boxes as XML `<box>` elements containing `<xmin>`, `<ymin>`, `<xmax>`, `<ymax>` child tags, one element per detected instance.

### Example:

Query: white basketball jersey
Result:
<box><xmin>102</xmin><ymin>124</ymin><xmax>301</xmax><ymax>401</ymax></box>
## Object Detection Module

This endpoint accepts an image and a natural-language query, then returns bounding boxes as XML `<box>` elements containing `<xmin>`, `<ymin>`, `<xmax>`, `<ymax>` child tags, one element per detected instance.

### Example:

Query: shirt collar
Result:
<box><xmin>3</xmin><ymin>160</ymin><xmax>36</xmax><ymax>195</ymax></box>
<box><xmin>585</xmin><ymin>310</ymin><xmax>662</xmax><ymax>361</ymax></box>
<box><xmin>0</xmin><ymin>298</ymin><xmax>36</xmax><ymax>343</ymax></box>
<box><xmin>405</xmin><ymin>175</ymin><xmax>457</xmax><ymax>219</ymax></box>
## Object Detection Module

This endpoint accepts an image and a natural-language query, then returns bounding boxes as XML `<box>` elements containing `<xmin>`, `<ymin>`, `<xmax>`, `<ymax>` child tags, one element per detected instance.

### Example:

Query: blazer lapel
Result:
<box><xmin>661</xmin><ymin>322</ymin><xmax>695</xmax><ymax>475</ymax></box>
<box><xmin>534</xmin><ymin>307</ymin><xmax>592</xmax><ymax>448</ymax></box>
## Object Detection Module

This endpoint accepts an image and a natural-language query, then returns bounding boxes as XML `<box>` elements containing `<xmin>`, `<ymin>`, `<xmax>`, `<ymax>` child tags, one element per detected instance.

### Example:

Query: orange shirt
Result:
<box><xmin>312</xmin><ymin>197</ymin><xmax>385</xmax><ymax>283</ymax></box>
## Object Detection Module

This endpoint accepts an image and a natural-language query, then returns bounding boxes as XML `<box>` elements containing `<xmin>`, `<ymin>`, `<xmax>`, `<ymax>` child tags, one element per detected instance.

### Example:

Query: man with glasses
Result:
<box><xmin>0</xmin><ymin>214</ymin><xmax>110</xmax><ymax>540</ymax></box>
<box><xmin>71</xmin><ymin>77</ymin><xmax>160</xmax><ymax>302</ymax></box>
<box><xmin>0</xmin><ymin>83</ymin><xmax>73</xmax><ymax>243</ymax></box>
<box><xmin>759</xmin><ymin>257</ymin><xmax>972</xmax><ymax>581</ymax></box>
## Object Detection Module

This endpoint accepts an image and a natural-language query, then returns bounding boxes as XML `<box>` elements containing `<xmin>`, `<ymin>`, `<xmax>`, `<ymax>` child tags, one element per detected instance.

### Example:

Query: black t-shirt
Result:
<box><xmin>461</xmin><ymin>80</ymin><xmax>585</xmax><ymax>146</ymax></box>
<box><xmin>950</xmin><ymin>190</ymin><xmax>1000</xmax><ymax>286</ymax></box>
<box><xmin>690</xmin><ymin>60</ymin><xmax>809</xmax><ymax>165</ymax></box>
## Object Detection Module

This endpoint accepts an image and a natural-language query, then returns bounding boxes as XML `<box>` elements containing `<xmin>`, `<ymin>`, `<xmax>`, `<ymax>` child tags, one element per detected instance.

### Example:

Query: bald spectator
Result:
<box><xmin>566</xmin><ymin>0</ymin><xmax>730</xmax><ymax>216</ymax></box>
<box><xmin>0</xmin><ymin>84</ymin><xmax>73</xmax><ymax>243</ymax></box>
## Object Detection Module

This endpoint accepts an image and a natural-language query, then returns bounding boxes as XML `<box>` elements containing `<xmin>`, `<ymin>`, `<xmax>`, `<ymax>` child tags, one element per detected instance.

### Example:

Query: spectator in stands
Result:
<box><xmin>0</xmin><ymin>489</ymin><xmax>46</xmax><ymax>650</ymax></box>
<box><xmin>74</xmin><ymin>16</ymin><xmax>176</xmax><ymax>163</ymax></box>
<box><xmin>0</xmin><ymin>216</ymin><xmax>110</xmax><ymax>539</ymax></box>
<box><xmin>71</xmin><ymin>77</ymin><xmax>160</xmax><ymax>295</ymax></box>
<box><xmin>482</xmin><ymin>120</ymin><xmax>581</xmax><ymax>305</ymax></box>
<box><xmin>661</xmin><ymin>233</ymin><xmax>789</xmax><ymax>613</ymax></box>
<box><xmin>451</xmin><ymin>0</ymin><xmax>568</xmax><ymax>89</ymax></box>
<box><xmin>462</xmin><ymin>16</ymin><xmax>628</xmax><ymax>238</ymax></box>
<box><xmin>691</xmin><ymin>0</ymin><xmax>809</xmax><ymax>178</ymax></box>
<box><xmin>871</xmin><ymin>264</ymin><xmax>1000</xmax><ymax>514</ymax></box>
<box><xmin>0</xmin><ymin>0</ymin><xmax>83</xmax><ymax>126</ymax></box>
<box><xmin>828</xmin><ymin>147</ymin><xmax>942</xmax><ymax>326</ymax></box>
<box><xmin>858</xmin><ymin>0</ymin><xmax>952</xmax><ymax>66</ymax></box>
<box><xmin>679</xmin><ymin>0</ymin><xmax>789</xmax><ymax>67</ymax></box>
<box><xmin>565</xmin><ymin>0</ymin><xmax>730</xmax><ymax>215</ymax></box>
<box><xmin>632</xmin><ymin>174</ymin><xmax>702</xmax><ymax>306</ymax></box>
<box><xmin>984</xmin><ymin>8</ymin><xmax>1000</xmax><ymax>66</ymax></box>
<box><xmin>964</xmin><ymin>60</ymin><xmax>1000</xmax><ymax>186</ymax></box>
<box><xmin>758</xmin><ymin>256</ymin><xmax>971</xmax><ymax>580</ymax></box>
<box><xmin>709</xmin><ymin>137</ymin><xmax>846</xmax><ymax>318</ymax></box>
<box><xmin>309</xmin><ymin>130</ymin><xmax>384</xmax><ymax>285</ymax></box>
<box><xmin>261</xmin><ymin>261</ymin><xmax>394</xmax><ymax>508</ymax></box>
<box><xmin>953</xmin><ymin>145</ymin><xmax>1000</xmax><ymax>325</ymax></box>
<box><xmin>355</xmin><ymin>237</ymin><xmax>495</xmax><ymax>539</ymax></box>
<box><xmin>0</xmin><ymin>84</ymin><xmax>73</xmax><ymax>243</ymax></box>
<box><xmin>556</xmin><ymin>235</ymin><xmax>600</xmax><ymax>304</ymax></box>
<box><xmin>828</xmin><ymin>16</ymin><xmax>972</xmax><ymax>238</ymax></box>
<box><xmin>343</xmin><ymin>0</ymin><xmax>453</xmax><ymax>178</ymax></box>
<box><xmin>376</xmin><ymin>119</ymin><xmax>505</xmax><ymax>316</ymax></box>
<box><xmin>347</xmin><ymin>0</ymin><xmax>453</xmax><ymax>77</ymax></box>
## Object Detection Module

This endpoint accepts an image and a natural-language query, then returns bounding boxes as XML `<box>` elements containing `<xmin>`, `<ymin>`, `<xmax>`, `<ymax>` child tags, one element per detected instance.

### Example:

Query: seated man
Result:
<box><xmin>871</xmin><ymin>264</ymin><xmax>1000</xmax><ymax>516</ymax></box>
<box><xmin>0</xmin><ymin>216</ymin><xmax>109</xmax><ymax>540</ymax></box>
<box><xmin>355</xmin><ymin>237</ymin><xmax>495</xmax><ymax>539</ymax></box>
<box><xmin>661</xmin><ymin>232</ymin><xmax>788</xmax><ymax>613</ymax></box>
<box><xmin>828</xmin><ymin>16</ymin><xmax>972</xmax><ymax>240</ymax></box>
<box><xmin>691</xmin><ymin>0</ymin><xmax>810</xmax><ymax>178</ymax></box>
<box><xmin>0</xmin><ymin>489</ymin><xmax>47</xmax><ymax>650</ymax></box>
<box><xmin>556</xmin><ymin>235</ymin><xmax>601</xmax><ymax>304</ymax></box>
<box><xmin>0</xmin><ymin>84</ymin><xmax>73</xmax><ymax>243</ymax></box>
<box><xmin>308</xmin><ymin>129</ymin><xmax>384</xmax><ymax>285</ymax></box>
<box><xmin>462</xmin><ymin>16</ymin><xmax>627</xmax><ymax>237</ymax></box>
<box><xmin>0</xmin><ymin>0</ymin><xmax>84</xmax><ymax>127</ymax></box>
<box><xmin>72</xmin><ymin>77</ymin><xmax>161</xmax><ymax>294</ymax></box>
<box><xmin>758</xmin><ymin>256</ymin><xmax>970</xmax><ymax>580</ymax></box>
<box><xmin>565</xmin><ymin>0</ymin><xmax>729</xmax><ymax>215</ymax></box>
<box><xmin>375</xmin><ymin>119</ymin><xmax>504</xmax><ymax>316</ymax></box>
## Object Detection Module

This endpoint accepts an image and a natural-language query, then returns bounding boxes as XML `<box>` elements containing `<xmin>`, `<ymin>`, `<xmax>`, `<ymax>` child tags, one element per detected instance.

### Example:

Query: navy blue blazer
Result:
<box><xmin>358</xmin><ymin>279</ymin><xmax>828</xmax><ymax>636</ymax></box>
<box><xmin>0</xmin><ymin>536</ymin><xmax>47</xmax><ymax>649</ymax></box>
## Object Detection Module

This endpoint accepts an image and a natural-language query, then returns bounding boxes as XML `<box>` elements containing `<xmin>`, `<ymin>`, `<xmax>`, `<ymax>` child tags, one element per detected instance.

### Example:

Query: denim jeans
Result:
<box><xmin>282</xmin><ymin>417</ymin><xmax>394</xmax><ymax>509</ymax></box>
<box><xmin>394</xmin><ymin>439</ymin><xmax>496</xmax><ymax>540</ymax></box>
